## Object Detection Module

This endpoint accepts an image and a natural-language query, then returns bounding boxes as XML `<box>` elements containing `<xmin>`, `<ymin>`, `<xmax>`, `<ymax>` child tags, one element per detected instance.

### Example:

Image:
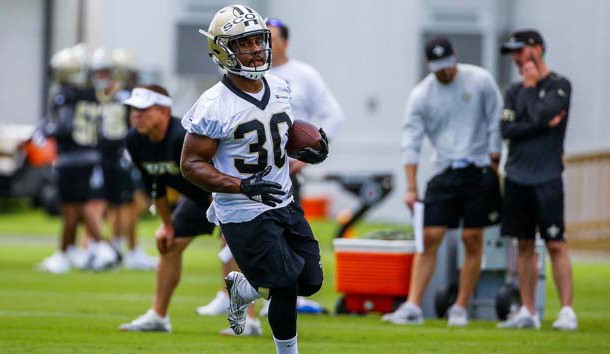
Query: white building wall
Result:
<box><xmin>266</xmin><ymin>0</ymin><xmax>421</xmax><ymax>223</ymax></box>
<box><xmin>512</xmin><ymin>0</ymin><xmax>610</xmax><ymax>155</ymax></box>
<box><xmin>0</xmin><ymin>0</ymin><xmax>44</xmax><ymax>125</ymax></box>
<box><xmin>2</xmin><ymin>0</ymin><xmax>609</xmax><ymax>223</ymax></box>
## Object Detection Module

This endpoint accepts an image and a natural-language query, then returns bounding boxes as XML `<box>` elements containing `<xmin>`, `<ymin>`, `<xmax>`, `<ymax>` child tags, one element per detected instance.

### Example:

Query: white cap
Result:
<box><xmin>122</xmin><ymin>88</ymin><xmax>172</xmax><ymax>109</ymax></box>
<box><xmin>428</xmin><ymin>54</ymin><xmax>457</xmax><ymax>72</ymax></box>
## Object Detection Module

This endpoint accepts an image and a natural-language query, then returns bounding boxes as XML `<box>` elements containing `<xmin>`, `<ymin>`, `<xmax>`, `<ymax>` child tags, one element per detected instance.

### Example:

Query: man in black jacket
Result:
<box><xmin>118</xmin><ymin>84</ymin><xmax>215</xmax><ymax>332</ymax></box>
<box><xmin>498</xmin><ymin>30</ymin><xmax>577</xmax><ymax>331</ymax></box>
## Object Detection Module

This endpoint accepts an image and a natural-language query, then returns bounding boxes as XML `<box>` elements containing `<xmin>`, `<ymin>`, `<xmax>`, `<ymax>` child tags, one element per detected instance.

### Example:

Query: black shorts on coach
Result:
<box><xmin>220</xmin><ymin>202</ymin><xmax>323</xmax><ymax>290</ymax></box>
<box><xmin>172</xmin><ymin>197</ymin><xmax>215</xmax><ymax>237</ymax></box>
<box><xmin>424</xmin><ymin>165</ymin><xmax>502</xmax><ymax>228</ymax></box>
<box><xmin>501</xmin><ymin>177</ymin><xmax>565</xmax><ymax>241</ymax></box>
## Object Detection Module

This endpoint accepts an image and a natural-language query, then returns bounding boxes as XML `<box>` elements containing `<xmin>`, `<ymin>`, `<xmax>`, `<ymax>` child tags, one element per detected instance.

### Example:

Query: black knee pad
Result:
<box><xmin>298</xmin><ymin>282</ymin><xmax>322</xmax><ymax>297</ymax></box>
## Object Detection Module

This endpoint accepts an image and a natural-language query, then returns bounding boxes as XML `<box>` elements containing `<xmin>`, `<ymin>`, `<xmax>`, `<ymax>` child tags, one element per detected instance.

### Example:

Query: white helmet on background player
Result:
<box><xmin>50</xmin><ymin>46</ymin><xmax>88</xmax><ymax>87</ymax></box>
<box><xmin>90</xmin><ymin>47</ymin><xmax>116</xmax><ymax>91</ymax></box>
<box><xmin>200</xmin><ymin>5</ymin><xmax>271</xmax><ymax>80</ymax></box>
<box><xmin>112</xmin><ymin>49</ymin><xmax>138</xmax><ymax>88</ymax></box>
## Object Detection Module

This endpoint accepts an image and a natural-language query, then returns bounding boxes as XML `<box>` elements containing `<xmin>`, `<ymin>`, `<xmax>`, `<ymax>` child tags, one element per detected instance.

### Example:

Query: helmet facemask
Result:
<box><xmin>200</xmin><ymin>5</ymin><xmax>272</xmax><ymax>80</ymax></box>
<box><xmin>219</xmin><ymin>30</ymin><xmax>271</xmax><ymax>80</ymax></box>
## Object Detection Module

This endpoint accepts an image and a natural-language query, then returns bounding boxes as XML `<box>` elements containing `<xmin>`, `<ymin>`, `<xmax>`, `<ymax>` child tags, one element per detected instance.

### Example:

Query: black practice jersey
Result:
<box><xmin>126</xmin><ymin>117</ymin><xmax>212</xmax><ymax>207</ymax></box>
<box><xmin>48</xmin><ymin>86</ymin><xmax>99</xmax><ymax>159</ymax></box>
<box><xmin>97</xmin><ymin>89</ymin><xmax>131</xmax><ymax>161</ymax></box>
<box><xmin>501</xmin><ymin>72</ymin><xmax>571</xmax><ymax>185</ymax></box>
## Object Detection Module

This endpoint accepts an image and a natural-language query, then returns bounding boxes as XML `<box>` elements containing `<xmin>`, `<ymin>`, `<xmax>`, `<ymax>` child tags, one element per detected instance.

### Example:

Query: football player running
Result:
<box><xmin>181</xmin><ymin>5</ymin><xmax>328</xmax><ymax>353</ymax></box>
<box><xmin>196</xmin><ymin>16</ymin><xmax>344</xmax><ymax>319</ymax></box>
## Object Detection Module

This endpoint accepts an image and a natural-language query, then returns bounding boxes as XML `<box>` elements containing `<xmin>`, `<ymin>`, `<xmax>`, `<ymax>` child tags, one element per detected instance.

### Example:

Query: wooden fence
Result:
<box><xmin>565</xmin><ymin>151</ymin><xmax>610</xmax><ymax>238</ymax></box>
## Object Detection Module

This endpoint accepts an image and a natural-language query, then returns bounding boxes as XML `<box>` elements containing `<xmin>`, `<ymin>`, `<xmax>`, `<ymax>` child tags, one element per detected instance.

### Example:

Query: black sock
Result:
<box><xmin>268</xmin><ymin>283</ymin><xmax>298</xmax><ymax>340</ymax></box>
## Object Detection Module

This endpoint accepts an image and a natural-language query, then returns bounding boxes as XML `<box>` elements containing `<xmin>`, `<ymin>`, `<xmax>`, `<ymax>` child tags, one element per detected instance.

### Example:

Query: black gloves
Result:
<box><xmin>296</xmin><ymin>128</ymin><xmax>329</xmax><ymax>164</ymax></box>
<box><xmin>240</xmin><ymin>166</ymin><xmax>285</xmax><ymax>207</ymax></box>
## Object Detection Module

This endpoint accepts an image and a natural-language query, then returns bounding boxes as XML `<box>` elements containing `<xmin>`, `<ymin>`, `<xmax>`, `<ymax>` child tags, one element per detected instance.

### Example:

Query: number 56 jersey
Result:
<box><xmin>182</xmin><ymin>74</ymin><xmax>295</xmax><ymax>224</ymax></box>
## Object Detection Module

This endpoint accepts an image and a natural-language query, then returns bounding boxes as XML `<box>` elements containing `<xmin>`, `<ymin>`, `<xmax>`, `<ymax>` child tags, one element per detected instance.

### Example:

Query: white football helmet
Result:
<box><xmin>200</xmin><ymin>5</ymin><xmax>271</xmax><ymax>80</ymax></box>
<box><xmin>112</xmin><ymin>49</ymin><xmax>137</xmax><ymax>84</ymax></box>
<box><xmin>50</xmin><ymin>47</ymin><xmax>88</xmax><ymax>86</ymax></box>
<box><xmin>90</xmin><ymin>47</ymin><xmax>114</xmax><ymax>71</ymax></box>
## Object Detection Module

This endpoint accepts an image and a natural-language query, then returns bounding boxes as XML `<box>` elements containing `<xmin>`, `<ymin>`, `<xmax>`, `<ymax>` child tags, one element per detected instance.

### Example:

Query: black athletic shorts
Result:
<box><xmin>501</xmin><ymin>177</ymin><xmax>565</xmax><ymax>241</ymax></box>
<box><xmin>172</xmin><ymin>197</ymin><xmax>215</xmax><ymax>237</ymax></box>
<box><xmin>220</xmin><ymin>202</ymin><xmax>323</xmax><ymax>290</ymax></box>
<box><xmin>424</xmin><ymin>165</ymin><xmax>502</xmax><ymax>228</ymax></box>
<box><xmin>57</xmin><ymin>164</ymin><xmax>105</xmax><ymax>203</ymax></box>
<box><xmin>102</xmin><ymin>159</ymin><xmax>135</xmax><ymax>205</ymax></box>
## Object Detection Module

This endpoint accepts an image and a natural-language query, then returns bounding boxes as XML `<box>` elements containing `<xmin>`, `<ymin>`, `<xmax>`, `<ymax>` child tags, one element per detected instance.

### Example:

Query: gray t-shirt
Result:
<box><xmin>401</xmin><ymin>63</ymin><xmax>503</xmax><ymax>176</ymax></box>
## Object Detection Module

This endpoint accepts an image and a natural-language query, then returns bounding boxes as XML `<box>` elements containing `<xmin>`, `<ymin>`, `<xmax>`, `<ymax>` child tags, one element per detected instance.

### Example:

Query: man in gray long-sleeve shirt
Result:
<box><xmin>498</xmin><ymin>29</ymin><xmax>577</xmax><ymax>331</ymax></box>
<box><xmin>383</xmin><ymin>36</ymin><xmax>503</xmax><ymax>327</ymax></box>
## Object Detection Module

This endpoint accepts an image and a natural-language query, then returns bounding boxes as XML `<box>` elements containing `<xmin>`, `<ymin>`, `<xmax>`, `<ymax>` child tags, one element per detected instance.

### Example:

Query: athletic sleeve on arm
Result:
<box><xmin>500</xmin><ymin>85</ymin><xmax>545</xmax><ymax>141</ymax></box>
<box><xmin>400</xmin><ymin>91</ymin><xmax>425</xmax><ymax>165</ymax></box>
<box><xmin>531</xmin><ymin>78</ymin><xmax>571</xmax><ymax>123</ymax></box>
<box><xmin>181</xmin><ymin>94</ymin><xmax>226</xmax><ymax>139</ymax></box>
<box><xmin>306</xmin><ymin>68</ymin><xmax>345</xmax><ymax>140</ymax></box>
<box><xmin>483</xmin><ymin>72</ymin><xmax>503</xmax><ymax>154</ymax></box>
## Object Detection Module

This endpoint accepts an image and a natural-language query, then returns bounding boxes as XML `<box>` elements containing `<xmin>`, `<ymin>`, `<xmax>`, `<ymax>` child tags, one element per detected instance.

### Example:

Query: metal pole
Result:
<box><xmin>76</xmin><ymin>0</ymin><xmax>86</xmax><ymax>43</ymax></box>
<box><xmin>41</xmin><ymin>0</ymin><xmax>53</xmax><ymax>118</ymax></box>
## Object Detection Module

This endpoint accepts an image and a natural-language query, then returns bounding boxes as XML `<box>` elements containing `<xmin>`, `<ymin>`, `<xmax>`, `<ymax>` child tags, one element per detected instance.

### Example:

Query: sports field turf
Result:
<box><xmin>1</xmin><ymin>208</ymin><xmax>609</xmax><ymax>353</ymax></box>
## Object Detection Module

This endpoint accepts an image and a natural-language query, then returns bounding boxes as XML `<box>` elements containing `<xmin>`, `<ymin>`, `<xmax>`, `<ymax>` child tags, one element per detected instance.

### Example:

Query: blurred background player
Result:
<box><xmin>497</xmin><ymin>29</ymin><xmax>577</xmax><ymax>331</ymax></box>
<box><xmin>88</xmin><ymin>47</ymin><xmax>157</xmax><ymax>270</ymax></box>
<box><xmin>118</xmin><ymin>84</ymin><xmax>216</xmax><ymax>332</ymax></box>
<box><xmin>383</xmin><ymin>36</ymin><xmax>503</xmax><ymax>327</ymax></box>
<box><xmin>38</xmin><ymin>46</ymin><xmax>118</xmax><ymax>273</ymax></box>
<box><xmin>195</xmin><ymin>16</ymin><xmax>344</xmax><ymax>320</ymax></box>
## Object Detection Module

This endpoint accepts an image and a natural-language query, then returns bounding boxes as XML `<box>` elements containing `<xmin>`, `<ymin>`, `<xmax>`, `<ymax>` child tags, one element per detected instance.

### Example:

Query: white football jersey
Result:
<box><xmin>269</xmin><ymin>59</ymin><xmax>344</xmax><ymax>139</ymax></box>
<box><xmin>182</xmin><ymin>74</ymin><xmax>295</xmax><ymax>224</ymax></box>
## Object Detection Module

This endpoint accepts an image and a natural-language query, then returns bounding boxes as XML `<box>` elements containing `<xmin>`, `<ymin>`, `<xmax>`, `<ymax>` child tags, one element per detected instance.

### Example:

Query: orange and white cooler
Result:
<box><xmin>333</xmin><ymin>238</ymin><xmax>416</xmax><ymax>314</ymax></box>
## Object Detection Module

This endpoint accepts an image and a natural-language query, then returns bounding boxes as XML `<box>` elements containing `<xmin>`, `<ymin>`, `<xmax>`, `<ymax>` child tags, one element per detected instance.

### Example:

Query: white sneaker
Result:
<box><xmin>119</xmin><ymin>309</ymin><xmax>171</xmax><ymax>332</ymax></box>
<box><xmin>220</xmin><ymin>316</ymin><xmax>262</xmax><ymax>336</ymax></box>
<box><xmin>552</xmin><ymin>307</ymin><xmax>578</xmax><ymax>331</ymax></box>
<box><xmin>91</xmin><ymin>241</ymin><xmax>119</xmax><ymax>271</ymax></box>
<box><xmin>37</xmin><ymin>251</ymin><xmax>71</xmax><ymax>274</ymax></box>
<box><xmin>259</xmin><ymin>299</ymin><xmax>270</xmax><ymax>317</ymax></box>
<box><xmin>225</xmin><ymin>272</ymin><xmax>254</xmax><ymax>335</ymax></box>
<box><xmin>124</xmin><ymin>248</ymin><xmax>158</xmax><ymax>270</ymax></box>
<box><xmin>381</xmin><ymin>302</ymin><xmax>424</xmax><ymax>325</ymax></box>
<box><xmin>196</xmin><ymin>291</ymin><xmax>229</xmax><ymax>316</ymax></box>
<box><xmin>66</xmin><ymin>245</ymin><xmax>93</xmax><ymax>270</ymax></box>
<box><xmin>497</xmin><ymin>306</ymin><xmax>540</xmax><ymax>329</ymax></box>
<box><xmin>447</xmin><ymin>304</ymin><xmax>468</xmax><ymax>327</ymax></box>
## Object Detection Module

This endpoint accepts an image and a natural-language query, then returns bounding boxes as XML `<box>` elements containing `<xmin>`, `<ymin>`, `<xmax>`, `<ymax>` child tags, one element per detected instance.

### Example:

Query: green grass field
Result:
<box><xmin>1</xmin><ymin>208</ymin><xmax>609</xmax><ymax>353</ymax></box>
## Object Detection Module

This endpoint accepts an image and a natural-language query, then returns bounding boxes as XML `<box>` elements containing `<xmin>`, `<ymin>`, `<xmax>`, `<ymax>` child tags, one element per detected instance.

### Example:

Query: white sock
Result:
<box><xmin>112</xmin><ymin>237</ymin><xmax>125</xmax><ymax>251</ymax></box>
<box><xmin>405</xmin><ymin>302</ymin><xmax>421</xmax><ymax>311</ymax></box>
<box><xmin>274</xmin><ymin>335</ymin><xmax>298</xmax><ymax>354</ymax></box>
<box><xmin>237</xmin><ymin>277</ymin><xmax>260</xmax><ymax>303</ymax></box>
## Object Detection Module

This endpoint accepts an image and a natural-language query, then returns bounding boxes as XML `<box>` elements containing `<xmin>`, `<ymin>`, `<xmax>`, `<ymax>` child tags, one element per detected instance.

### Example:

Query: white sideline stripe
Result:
<box><xmin>0</xmin><ymin>310</ymin><xmax>125</xmax><ymax>319</ymax></box>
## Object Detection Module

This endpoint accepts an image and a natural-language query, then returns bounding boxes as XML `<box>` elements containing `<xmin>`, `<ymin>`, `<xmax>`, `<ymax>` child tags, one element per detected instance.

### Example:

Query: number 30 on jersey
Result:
<box><xmin>233</xmin><ymin>112</ymin><xmax>291</xmax><ymax>173</ymax></box>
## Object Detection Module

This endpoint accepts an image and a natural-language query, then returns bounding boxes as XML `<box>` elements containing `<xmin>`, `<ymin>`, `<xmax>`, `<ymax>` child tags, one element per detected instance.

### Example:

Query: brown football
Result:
<box><xmin>286</xmin><ymin>119</ymin><xmax>322</xmax><ymax>158</ymax></box>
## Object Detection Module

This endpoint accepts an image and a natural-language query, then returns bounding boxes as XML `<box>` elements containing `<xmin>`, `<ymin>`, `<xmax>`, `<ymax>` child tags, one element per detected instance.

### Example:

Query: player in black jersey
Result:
<box><xmin>90</xmin><ymin>48</ymin><xmax>157</xmax><ymax>270</ymax></box>
<box><xmin>499</xmin><ymin>30</ymin><xmax>577</xmax><ymax>331</ymax></box>
<box><xmin>118</xmin><ymin>84</ymin><xmax>215</xmax><ymax>332</ymax></box>
<box><xmin>38</xmin><ymin>46</ymin><xmax>118</xmax><ymax>274</ymax></box>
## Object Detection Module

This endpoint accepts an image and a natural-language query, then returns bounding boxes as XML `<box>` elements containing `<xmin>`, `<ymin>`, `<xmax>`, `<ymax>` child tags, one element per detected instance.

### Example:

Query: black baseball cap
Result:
<box><xmin>425</xmin><ymin>36</ymin><xmax>457</xmax><ymax>72</ymax></box>
<box><xmin>500</xmin><ymin>30</ymin><xmax>545</xmax><ymax>54</ymax></box>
